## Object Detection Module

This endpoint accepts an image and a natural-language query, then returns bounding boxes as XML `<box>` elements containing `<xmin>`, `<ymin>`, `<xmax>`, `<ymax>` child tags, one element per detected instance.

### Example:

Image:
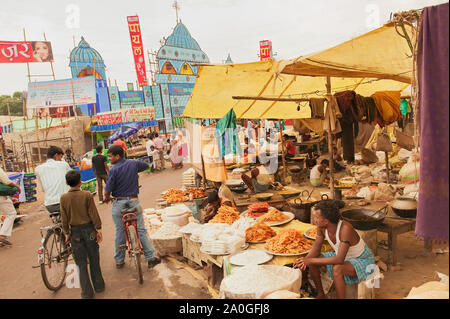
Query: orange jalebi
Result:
<box><xmin>187</xmin><ymin>187</ymin><xmax>207</xmax><ymax>199</ymax></box>
<box><xmin>306</xmin><ymin>227</ymin><xmax>318</xmax><ymax>239</ymax></box>
<box><xmin>264</xmin><ymin>229</ymin><xmax>312</xmax><ymax>254</ymax></box>
<box><xmin>209</xmin><ymin>205</ymin><xmax>240</xmax><ymax>225</ymax></box>
<box><xmin>258</xmin><ymin>209</ymin><xmax>289</xmax><ymax>224</ymax></box>
<box><xmin>245</xmin><ymin>222</ymin><xmax>277</xmax><ymax>242</ymax></box>
<box><xmin>163</xmin><ymin>188</ymin><xmax>188</xmax><ymax>203</ymax></box>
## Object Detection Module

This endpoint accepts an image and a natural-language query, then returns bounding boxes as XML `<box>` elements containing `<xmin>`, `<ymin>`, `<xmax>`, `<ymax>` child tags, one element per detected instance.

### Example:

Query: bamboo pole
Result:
<box><xmin>278</xmin><ymin>120</ymin><xmax>287</xmax><ymax>182</ymax></box>
<box><xmin>23</xmin><ymin>29</ymin><xmax>31</xmax><ymax>83</ymax></box>
<box><xmin>6</xmin><ymin>100</ymin><xmax>13</xmax><ymax>133</ymax></box>
<box><xmin>233</xmin><ymin>96</ymin><xmax>323</xmax><ymax>103</ymax></box>
<box><xmin>71</xmin><ymin>79</ymin><xmax>78</xmax><ymax>119</ymax></box>
<box><xmin>0</xmin><ymin>141</ymin><xmax>7</xmax><ymax>171</ymax></box>
<box><xmin>326</xmin><ymin>76</ymin><xmax>335</xmax><ymax>199</ymax></box>
<box><xmin>385</xmin><ymin>151</ymin><xmax>390</xmax><ymax>184</ymax></box>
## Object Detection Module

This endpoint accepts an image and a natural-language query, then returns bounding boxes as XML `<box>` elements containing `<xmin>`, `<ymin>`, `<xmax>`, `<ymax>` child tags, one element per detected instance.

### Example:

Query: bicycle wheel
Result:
<box><xmin>40</xmin><ymin>229</ymin><xmax>69</xmax><ymax>291</ymax></box>
<box><xmin>127</xmin><ymin>225</ymin><xmax>143</xmax><ymax>284</ymax></box>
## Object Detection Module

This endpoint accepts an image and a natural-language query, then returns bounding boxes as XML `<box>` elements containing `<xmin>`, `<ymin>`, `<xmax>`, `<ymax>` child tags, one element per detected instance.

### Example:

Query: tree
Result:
<box><xmin>0</xmin><ymin>92</ymin><xmax>23</xmax><ymax>116</ymax></box>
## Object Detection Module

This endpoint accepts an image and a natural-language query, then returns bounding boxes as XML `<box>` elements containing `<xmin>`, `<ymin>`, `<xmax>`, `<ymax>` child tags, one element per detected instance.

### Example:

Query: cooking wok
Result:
<box><xmin>341</xmin><ymin>206</ymin><xmax>388</xmax><ymax>230</ymax></box>
<box><xmin>229</xmin><ymin>183</ymin><xmax>248</xmax><ymax>194</ymax></box>
<box><xmin>390</xmin><ymin>197</ymin><xmax>417</xmax><ymax>218</ymax></box>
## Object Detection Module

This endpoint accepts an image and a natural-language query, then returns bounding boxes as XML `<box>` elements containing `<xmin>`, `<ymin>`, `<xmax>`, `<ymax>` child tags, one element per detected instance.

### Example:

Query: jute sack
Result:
<box><xmin>376</xmin><ymin>133</ymin><xmax>393</xmax><ymax>152</ymax></box>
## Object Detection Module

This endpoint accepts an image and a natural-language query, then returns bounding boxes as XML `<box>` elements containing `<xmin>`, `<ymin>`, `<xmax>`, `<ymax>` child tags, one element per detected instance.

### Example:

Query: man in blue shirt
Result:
<box><xmin>104</xmin><ymin>145</ymin><xmax>160</xmax><ymax>269</ymax></box>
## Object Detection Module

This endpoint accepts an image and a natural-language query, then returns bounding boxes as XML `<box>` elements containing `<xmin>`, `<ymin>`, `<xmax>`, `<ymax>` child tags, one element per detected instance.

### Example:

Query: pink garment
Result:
<box><xmin>154</xmin><ymin>137</ymin><xmax>164</xmax><ymax>149</ymax></box>
<box><xmin>113</xmin><ymin>139</ymin><xmax>127</xmax><ymax>150</ymax></box>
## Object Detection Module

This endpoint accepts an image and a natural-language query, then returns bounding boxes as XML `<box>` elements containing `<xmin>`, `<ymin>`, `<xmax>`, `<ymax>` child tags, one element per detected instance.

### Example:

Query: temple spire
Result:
<box><xmin>173</xmin><ymin>1</ymin><xmax>180</xmax><ymax>24</ymax></box>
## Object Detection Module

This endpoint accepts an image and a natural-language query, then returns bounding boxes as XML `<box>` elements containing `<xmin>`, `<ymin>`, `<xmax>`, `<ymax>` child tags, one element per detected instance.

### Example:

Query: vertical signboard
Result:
<box><xmin>108</xmin><ymin>86</ymin><xmax>121</xmax><ymax>111</ymax></box>
<box><xmin>127</xmin><ymin>16</ymin><xmax>148</xmax><ymax>87</ymax></box>
<box><xmin>259</xmin><ymin>40</ymin><xmax>273</xmax><ymax>61</ymax></box>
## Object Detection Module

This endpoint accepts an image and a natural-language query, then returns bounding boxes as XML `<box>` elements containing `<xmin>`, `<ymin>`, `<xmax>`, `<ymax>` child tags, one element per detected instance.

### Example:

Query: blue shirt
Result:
<box><xmin>105</xmin><ymin>158</ymin><xmax>149</xmax><ymax>198</ymax></box>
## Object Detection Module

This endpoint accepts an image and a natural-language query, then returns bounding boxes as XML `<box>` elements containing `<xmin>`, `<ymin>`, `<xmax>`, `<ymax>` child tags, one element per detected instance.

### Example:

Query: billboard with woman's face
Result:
<box><xmin>0</xmin><ymin>41</ymin><xmax>53</xmax><ymax>63</ymax></box>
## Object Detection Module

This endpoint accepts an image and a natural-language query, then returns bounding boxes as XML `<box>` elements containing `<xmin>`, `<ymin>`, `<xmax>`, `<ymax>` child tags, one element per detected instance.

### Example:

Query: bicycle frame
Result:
<box><xmin>122</xmin><ymin>211</ymin><xmax>143</xmax><ymax>256</ymax></box>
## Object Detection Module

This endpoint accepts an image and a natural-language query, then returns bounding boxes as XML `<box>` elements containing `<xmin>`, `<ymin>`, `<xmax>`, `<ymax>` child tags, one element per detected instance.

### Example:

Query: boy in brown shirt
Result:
<box><xmin>60</xmin><ymin>170</ymin><xmax>105</xmax><ymax>299</ymax></box>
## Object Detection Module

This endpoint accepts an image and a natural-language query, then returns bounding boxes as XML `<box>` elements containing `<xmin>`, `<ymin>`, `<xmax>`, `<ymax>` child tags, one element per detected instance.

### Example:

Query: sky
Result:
<box><xmin>0</xmin><ymin>0</ymin><xmax>446</xmax><ymax>95</ymax></box>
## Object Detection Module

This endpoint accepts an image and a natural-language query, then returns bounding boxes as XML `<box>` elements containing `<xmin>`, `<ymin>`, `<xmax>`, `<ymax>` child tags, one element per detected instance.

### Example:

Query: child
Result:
<box><xmin>150</xmin><ymin>145</ymin><xmax>160</xmax><ymax>171</ymax></box>
<box><xmin>60</xmin><ymin>170</ymin><xmax>105</xmax><ymax>299</ymax></box>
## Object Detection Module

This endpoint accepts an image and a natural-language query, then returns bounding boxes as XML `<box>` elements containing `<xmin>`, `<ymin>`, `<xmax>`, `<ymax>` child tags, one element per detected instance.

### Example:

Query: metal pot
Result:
<box><xmin>391</xmin><ymin>197</ymin><xmax>417</xmax><ymax>218</ymax></box>
<box><xmin>288</xmin><ymin>191</ymin><xmax>318</xmax><ymax>223</ymax></box>
<box><xmin>229</xmin><ymin>183</ymin><xmax>248</xmax><ymax>194</ymax></box>
<box><xmin>341</xmin><ymin>206</ymin><xmax>388</xmax><ymax>230</ymax></box>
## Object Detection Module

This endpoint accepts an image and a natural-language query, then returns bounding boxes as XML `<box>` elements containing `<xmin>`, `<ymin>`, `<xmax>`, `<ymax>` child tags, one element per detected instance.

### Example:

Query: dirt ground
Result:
<box><xmin>0</xmin><ymin>162</ymin><xmax>448</xmax><ymax>299</ymax></box>
<box><xmin>0</xmin><ymin>164</ymin><xmax>211</xmax><ymax>299</ymax></box>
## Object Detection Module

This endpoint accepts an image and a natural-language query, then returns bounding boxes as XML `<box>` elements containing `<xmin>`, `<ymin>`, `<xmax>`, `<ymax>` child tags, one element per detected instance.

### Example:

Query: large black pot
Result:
<box><xmin>341</xmin><ymin>207</ymin><xmax>388</xmax><ymax>230</ymax></box>
<box><xmin>229</xmin><ymin>183</ymin><xmax>248</xmax><ymax>194</ymax></box>
<box><xmin>390</xmin><ymin>197</ymin><xmax>417</xmax><ymax>218</ymax></box>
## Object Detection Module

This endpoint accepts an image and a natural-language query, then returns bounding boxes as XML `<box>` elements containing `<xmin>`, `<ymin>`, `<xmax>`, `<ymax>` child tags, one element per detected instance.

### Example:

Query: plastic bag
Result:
<box><xmin>399</xmin><ymin>161</ymin><xmax>420</xmax><ymax>184</ymax></box>
<box><xmin>219</xmin><ymin>265</ymin><xmax>301</xmax><ymax>299</ymax></box>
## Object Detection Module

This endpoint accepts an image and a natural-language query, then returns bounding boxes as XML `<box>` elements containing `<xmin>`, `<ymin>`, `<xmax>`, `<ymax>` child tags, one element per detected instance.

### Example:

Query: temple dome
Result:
<box><xmin>164</xmin><ymin>22</ymin><xmax>201</xmax><ymax>50</ymax></box>
<box><xmin>69</xmin><ymin>37</ymin><xmax>105</xmax><ymax>67</ymax></box>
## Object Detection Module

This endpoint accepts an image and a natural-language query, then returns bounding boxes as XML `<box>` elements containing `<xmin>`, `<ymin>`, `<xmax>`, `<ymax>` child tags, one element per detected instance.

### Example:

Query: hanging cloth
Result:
<box><xmin>400</xmin><ymin>99</ymin><xmax>408</xmax><ymax>116</ymax></box>
<box><xmin>416</xmin><ymin>2</ymin><xmax>449</xmax><ymax>243</ymax></box>
<box><xmin>322</xmin><ymin>96</ymin><xmax>342</xmax><ymax>134</ymax></box>
<box><xmin>371</xmin><ymin>91</ymin><xmax>402</xmax><ymax>125</ymax></box>
<box><xmin>309</xmin><ymin>98</ymin><xmax>325</xmax><ymax>119</ymax></box>
<box><xmin>215</xmin><ymin>108</ymin><xmax>241</xmax><ymax>159</ymax></box>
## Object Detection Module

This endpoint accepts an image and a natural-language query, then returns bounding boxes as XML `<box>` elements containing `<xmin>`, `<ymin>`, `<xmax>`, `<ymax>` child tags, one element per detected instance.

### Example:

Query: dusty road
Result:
<box><xmin>0</xmin><ymin>164</ymin><xmax>211</xmax><ymax>299</ymax></box>
<box><xmin>0</xmin><ymin>163</ymin><xmax>448</xmax><ymax>299</ymax></box>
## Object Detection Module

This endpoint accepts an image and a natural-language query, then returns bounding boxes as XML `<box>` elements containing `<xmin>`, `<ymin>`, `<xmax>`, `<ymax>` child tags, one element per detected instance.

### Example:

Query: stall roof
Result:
<box><xmin>183</xmin><ymin>23</ymin><xmax>413</xmax><ymax>120</ymax></box>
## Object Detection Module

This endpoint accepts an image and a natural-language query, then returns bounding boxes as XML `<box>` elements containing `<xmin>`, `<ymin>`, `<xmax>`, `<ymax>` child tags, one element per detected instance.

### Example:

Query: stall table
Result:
<box><xmin>295</xmin><ymin>136</ymin><xmax>326</xmax><ymax>155</ymax></box>
<box><xmin>233</xmin><ymin>191</ymin><xmax>287</xmax><ymax>213</ymax></box>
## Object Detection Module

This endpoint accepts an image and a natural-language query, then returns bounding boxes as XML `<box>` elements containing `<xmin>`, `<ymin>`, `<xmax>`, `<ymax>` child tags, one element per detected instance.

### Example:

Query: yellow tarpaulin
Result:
<box><xmin>183</xmin><ymin>23</ymin><xmax>413</xmax><ymax>120</ymax></box>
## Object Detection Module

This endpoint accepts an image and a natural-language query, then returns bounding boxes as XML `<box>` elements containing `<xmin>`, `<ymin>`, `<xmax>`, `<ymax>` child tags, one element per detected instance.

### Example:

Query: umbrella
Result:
<box><xmin>108</xmin><ymin>123</ymin><xmax>143</xmax><ymax>144</ymax></box>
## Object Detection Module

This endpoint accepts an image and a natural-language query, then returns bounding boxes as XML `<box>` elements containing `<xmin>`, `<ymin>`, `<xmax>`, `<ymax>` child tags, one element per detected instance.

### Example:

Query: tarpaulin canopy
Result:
<box><xmin>183</xmin><ymin>23</ymin><xmax>413</xmax><ymax>120</ymax></box>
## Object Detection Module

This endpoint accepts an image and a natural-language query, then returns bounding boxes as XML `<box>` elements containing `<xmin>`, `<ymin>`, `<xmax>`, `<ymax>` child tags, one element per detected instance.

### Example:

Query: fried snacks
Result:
<box><xmin>258</xmin><ymin>209</ymin><xmax>289</xmax><ymax>224</ymax></box>
<box><xmin>209</xmin><ymin>205</ymin><xmax>240</xmax><ymax>225</ymax></box>
<box><xmin>264</xmin><ymin>229</ymin><xmax>312</xmax><ymax>254</ymax></box>
<box><xmin>245</xmin><ymin>222</ymin><xmax>277</xmax><ymax>242</ymax></box>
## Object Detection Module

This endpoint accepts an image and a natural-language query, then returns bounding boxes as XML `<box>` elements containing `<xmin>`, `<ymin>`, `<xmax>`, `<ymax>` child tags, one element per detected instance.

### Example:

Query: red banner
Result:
<box><xmin>127</xmin><ymin>16</ymin><xmax>148</xmax><ymax>87</ymax></box>
<box><xmin>97</xmin><ymin>111</ymin><xmax>123</xmax><ymax>125</ymax></box>
<box><xmin>259</xmin><ymin>40</ymin><xmax>272</xmax><ymax>61</ymax></box>
<box><xmin>0</xmin><ymin>41</ymin><xmax>53</xmax><ymax>63</ymax></box>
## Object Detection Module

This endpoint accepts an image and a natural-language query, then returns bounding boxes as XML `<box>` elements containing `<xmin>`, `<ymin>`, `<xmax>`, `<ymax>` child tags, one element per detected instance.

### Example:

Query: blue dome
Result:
<box><xmin>69</xmin><ymin>37</ymin><xmax>105</xmax><ymax>67</ymax></box>
<box><xmin>225</xmin><ymin>53</ymin><xmax>233</xmax><ymax>64</ymax></box>
<box><xmin>165</xmin><ymin>22</ymin><xmax>201</xmax><ymax>50</ymax></box>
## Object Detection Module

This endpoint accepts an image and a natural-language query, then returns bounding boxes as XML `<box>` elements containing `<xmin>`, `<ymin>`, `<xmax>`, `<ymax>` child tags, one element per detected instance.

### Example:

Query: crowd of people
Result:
<box><xmin>2</xmin><ymin>145</ymin><xmax>161</xmax><ymax>299</ymax></box>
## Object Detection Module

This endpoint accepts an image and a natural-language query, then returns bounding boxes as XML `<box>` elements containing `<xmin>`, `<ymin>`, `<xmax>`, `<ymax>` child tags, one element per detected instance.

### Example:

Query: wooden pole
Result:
<box><xmin>278</xmin><ymin>120</ymin><xmax>287</xmax><ymax>182</ymax></box>
<box><xmin>71</xmin><ymin>79</ymin><xmax>78</xmax><ymax>119</ymax></box>
<box><xmin>326</xmin><ymin>76</ymin><xmax>335</xmax><ymax>199</ymax></box>
<box><xmin>385</xmin><ymin>152</ymin><xmax>390</xmax><ymax>184</ymax></box>
<box><xmin>6</xmin><ymin>100</ymin><xmax>13</xmax><ymax>133</ymax></box>
<box><xmin>34</xmin><ymin>111</ymin><xmax>42</xmax><ymax>163</ymax></box>
<box><xmin>23</xmin><ymin>29</ymin><xmax>32</xmax><ymax>83</ymax></box>
<box><xmin>0</xmin><ymin>141</ymin><xmax>7</xmax><ymax>171</ymax></box>
<box><xmin>233</xmin><ymin>96</ymin><xmax>326</xmax><ymax>103</ymax></box>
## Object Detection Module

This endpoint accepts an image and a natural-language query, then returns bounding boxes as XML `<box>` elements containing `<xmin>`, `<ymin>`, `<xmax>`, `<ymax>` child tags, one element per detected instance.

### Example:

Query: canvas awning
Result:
<box><xmin>183</xmin><ymin>23</ymin><xmax>413</xmax><ymax>120</ymax></box>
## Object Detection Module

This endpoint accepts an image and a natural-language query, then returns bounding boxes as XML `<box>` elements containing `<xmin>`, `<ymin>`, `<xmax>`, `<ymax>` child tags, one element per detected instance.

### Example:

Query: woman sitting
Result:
<box><xmin>201</xmin><ymin>190</ymin><xmax>233</xmax><ymax>224</ymax></box>
<box><xmin>293</xmin><ymin>200</ymin><xmax>375</xmax><ymax>299</ymax></box>
<box><xmin>282</xmin><ymin>134</ymin><xmax>296</xmax><ymax>158</ymax></box>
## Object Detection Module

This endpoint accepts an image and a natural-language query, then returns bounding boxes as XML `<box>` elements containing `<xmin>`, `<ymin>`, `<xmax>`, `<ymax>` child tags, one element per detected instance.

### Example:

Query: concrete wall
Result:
<box><xmin>4</xmin><ymin>117</ymin><xmax>93</xmax><ymax>165</ymax></box>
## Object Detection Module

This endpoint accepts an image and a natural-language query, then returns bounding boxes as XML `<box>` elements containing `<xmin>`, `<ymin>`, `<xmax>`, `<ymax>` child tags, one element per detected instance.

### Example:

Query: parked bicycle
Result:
<box><xmin>37</xmin><ymin>211</ymin><xmax>72</xmax><ymax>291</ymax></box>
<box><xmin>120</xmin><ymin>203</ymin><xmax>145</xmax><ymax>284</ymax></box>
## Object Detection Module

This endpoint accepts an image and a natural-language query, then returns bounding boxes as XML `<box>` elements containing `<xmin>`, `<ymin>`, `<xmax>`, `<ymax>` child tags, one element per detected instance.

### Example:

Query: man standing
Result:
<box><xmin>92</xmin><ymin>145</ymin><xmax>109</xmax><ymax>203</ymax></box>
<box><xmin>113</xmin><ymin>135</ymin><xmax>127</xmax><ymax>151</ymax></box>
<box><xmin>0</xmin><ymin>167</ymin><xmax>21</xmax><ymax>246</ymax></box>
<box><xmin>35</xmin><ymin>146</ymin><xmax>72</xmax><ymax>214</ymax></box>
<box><xmin>145</xmin><ymin>133</ymin><xmax>155</xmax><ymax>171</ymax></box>
<box><xmin>103</xmin><ymin>145</ymin><xmax>160</xmax><ymax>269</ymax></box>
<box><xmin>153</xmin><ymin>133</ymin><xmax>165</xmax><ymax>170</ymax></box>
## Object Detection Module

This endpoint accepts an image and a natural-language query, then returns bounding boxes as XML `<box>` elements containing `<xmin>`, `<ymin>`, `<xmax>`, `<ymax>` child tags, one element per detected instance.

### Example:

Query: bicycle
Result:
<box><xmin>36</xmin><ymin>212</ymin><xmax>72</xmax><ymax>291</ymax></box>
<box><xmin>120</xmin><ymin>203</ymin><xmax>144</xmax><ymax>284</ymax></box>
